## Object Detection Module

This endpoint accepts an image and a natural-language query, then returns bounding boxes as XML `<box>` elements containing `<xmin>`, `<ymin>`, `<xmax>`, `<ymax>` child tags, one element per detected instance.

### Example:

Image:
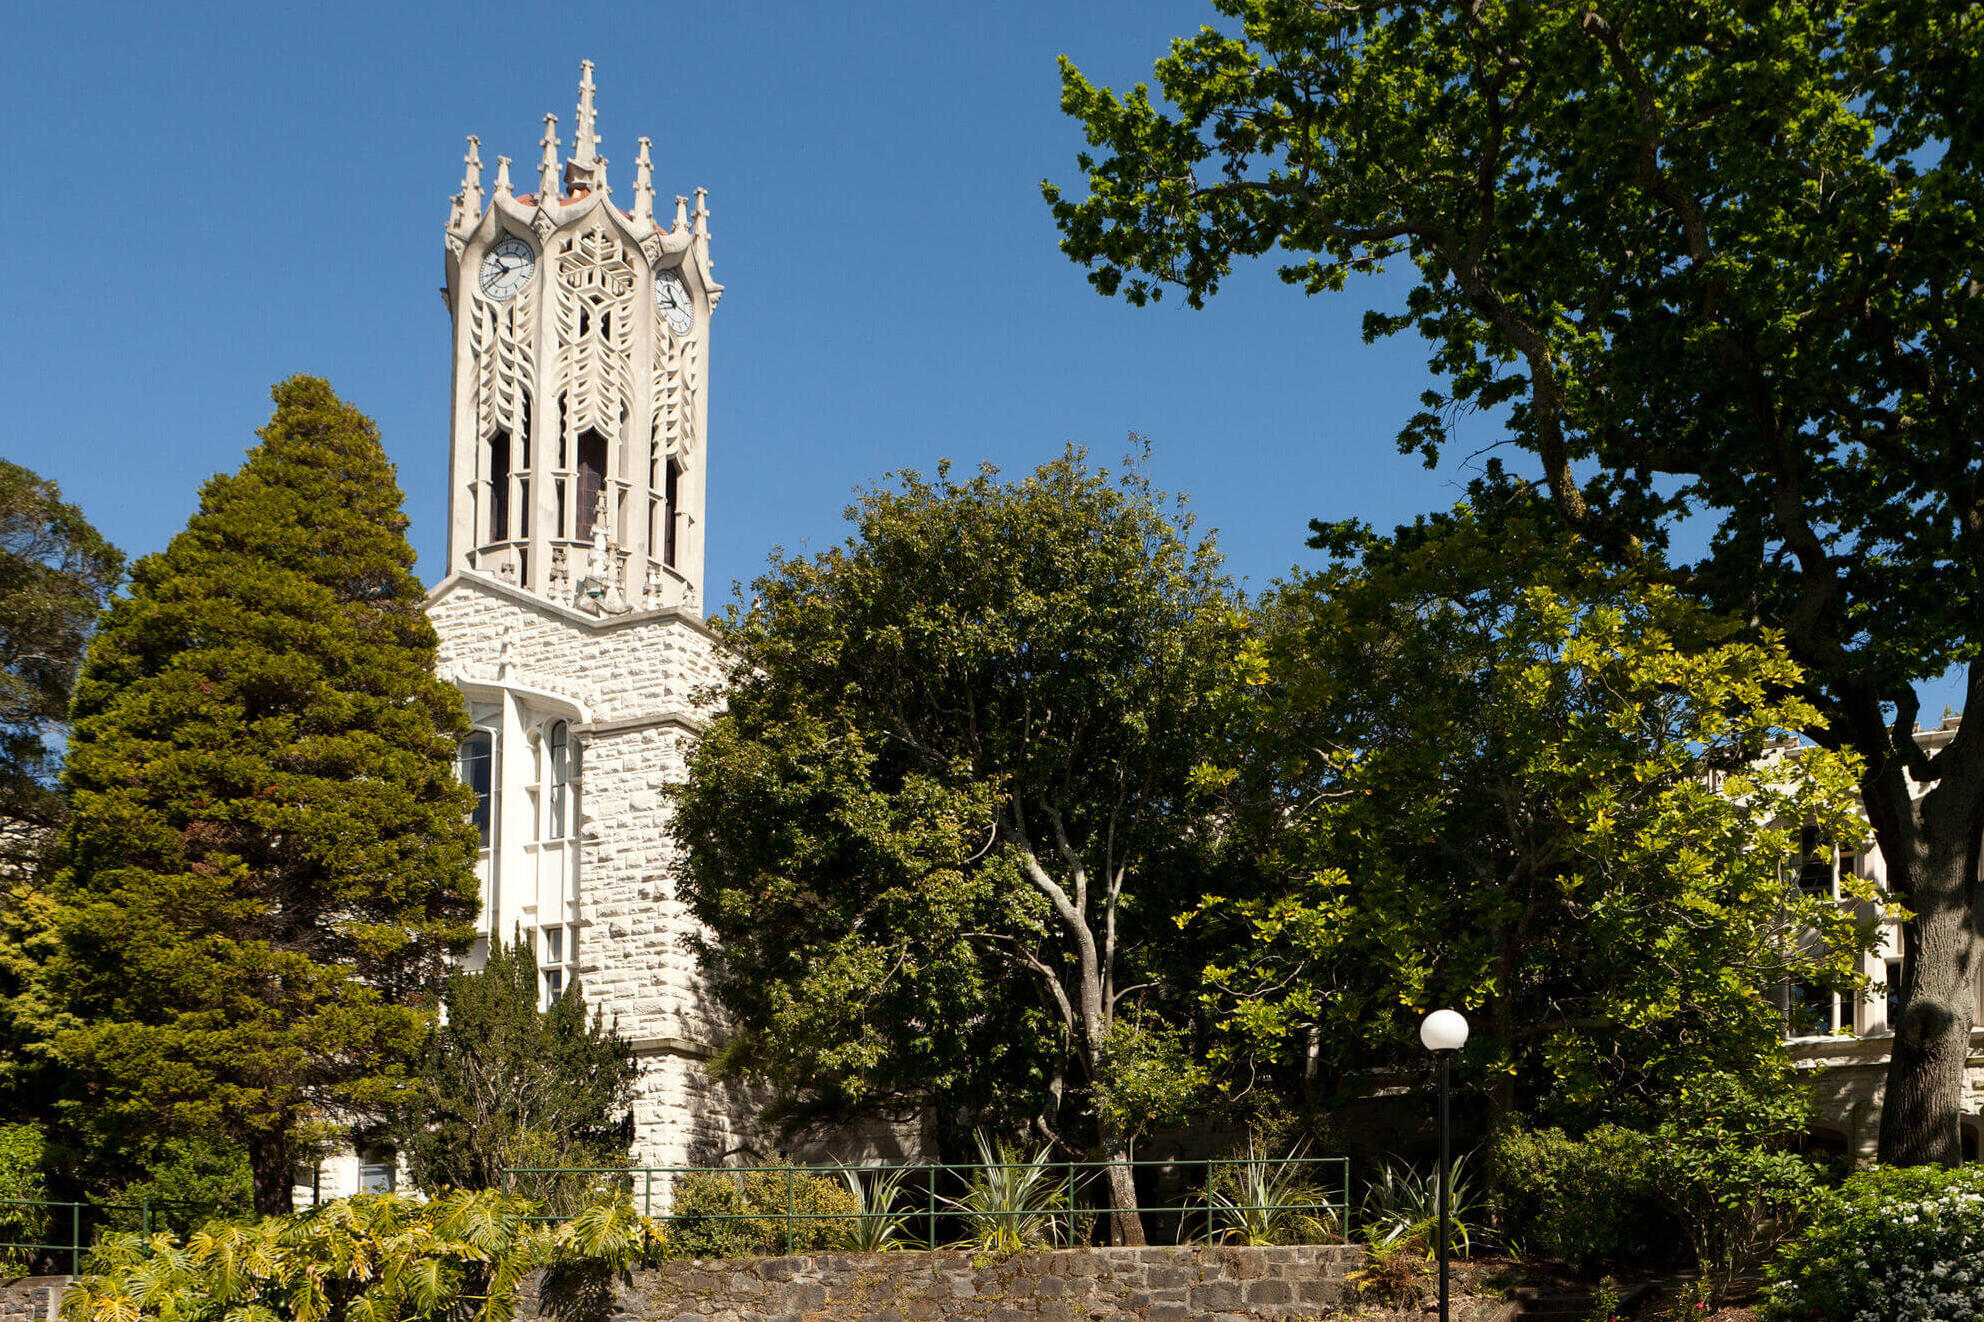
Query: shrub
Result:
<box><xmin>0</xmin><ymin>1123</ymin><xmax>49</xmax><ymax>1275</ymax></box>
<box><xmin>944</xmin><ymin>1135</ymin><xmax>1078</xmax><ymax>1253</ymax></box>
<box><xmin>1205</xmin><ymin>1142</ymin><xmax>1341</xmax><ymax>1246</ymax></box>
<box><xmin>1645</xmin><ymin>1074</ymin><xmax>1820</xmax><ymax>1300</ymax></box>
<box><xmin>666</xmin><ymin>1163</ymin><xmax>860</xmax><ymax>1258</ymax></box>
<box><xmin>1489</xmin><ymin>1123</ymin><xmax>1669</xmax><ymax>1271</ymax></box>
<box><xmin>1762</xmin><ymin>1164</ymin><xmax>1984</xmax><ymax>1322</ymax></box>
<box><xmin>1360</xmin><ymin>1153</ymin><xmax>1484</xmax><ymax>1256</ymax></box>
<box><xmin>97</xmin><ymin>1139</ymin><xmax>253</xmax><ymax>1235</ymax></box>
<box><xmin>1346</xmin><ymin>1233</ymin><xmax>1426</xmax><ymax>1305</ymax></box>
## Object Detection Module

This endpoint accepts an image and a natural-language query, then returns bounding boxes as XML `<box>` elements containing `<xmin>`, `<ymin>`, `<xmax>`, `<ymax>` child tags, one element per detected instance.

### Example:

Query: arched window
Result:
<box><xmin>547</xmin><ymin>721</ymin><xmax>571</xmax><ymax>840</ymax></box>
<box><xmin>458</xmin><ymin>731</ymin><xmax>494</xmax><ymax>847</ymax></box>
<box><xmin>487</xmin><ymin>431</ymin><xmax>512</xmax><ymax>542</ymax></box>
<box><xmin>576</xmin><ymin>431</ymin><xmax>608</xmax><ymax>540</ymax></box>
<box><xmin>662</xmin><ymin>457</ymin><xmax>681</xmax><ymax>567</ymax></box>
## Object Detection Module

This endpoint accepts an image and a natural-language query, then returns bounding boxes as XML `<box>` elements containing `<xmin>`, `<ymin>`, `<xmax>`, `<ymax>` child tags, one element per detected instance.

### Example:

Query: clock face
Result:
<box><xmin>654</xmin><ymin>268</ymin><xmax>694</xmax><ymax>336</ymax></box>
<box><xmin>479</xmin><ymin>237</ymin><xmax>536</xmax><ymax>301</ymax></box>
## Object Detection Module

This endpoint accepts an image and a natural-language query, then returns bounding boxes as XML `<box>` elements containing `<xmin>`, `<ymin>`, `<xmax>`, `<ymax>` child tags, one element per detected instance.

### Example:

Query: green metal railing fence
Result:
<box><xmin>0</xmin><ymin>1198</ymin><xmax>230</xmax><ymax>1274</ymax></box>
<box><xmin>503</xmin><ymin>1154</ymin><xmax>1352</xmax><ymax>1255</ymax></box>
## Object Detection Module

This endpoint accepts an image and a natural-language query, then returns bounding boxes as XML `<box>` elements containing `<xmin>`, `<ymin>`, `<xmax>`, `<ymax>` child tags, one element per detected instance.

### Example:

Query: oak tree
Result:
<box><xmin>1049</xmin><ymin>0</ymin><xmax>1984</xmax><ymax>1164</ymax></box>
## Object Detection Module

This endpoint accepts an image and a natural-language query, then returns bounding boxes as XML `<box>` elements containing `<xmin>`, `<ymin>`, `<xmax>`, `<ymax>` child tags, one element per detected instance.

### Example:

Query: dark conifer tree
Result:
<box><xmin>398</xmin><ymin>939</ymin><xmax>637</xmax><ymax>1211</ymax></box>
<box><xmin>49</xmin><ymin>376</ymin><xmax>480</xmax><ymax>1214</ymax></box>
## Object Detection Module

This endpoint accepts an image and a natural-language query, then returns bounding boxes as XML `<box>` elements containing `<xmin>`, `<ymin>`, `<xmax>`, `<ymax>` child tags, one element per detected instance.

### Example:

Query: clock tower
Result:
<box><xmin>422</xmin><ymin>64</ymin><xmax>756</xmax><ymax>1172</ymax></box>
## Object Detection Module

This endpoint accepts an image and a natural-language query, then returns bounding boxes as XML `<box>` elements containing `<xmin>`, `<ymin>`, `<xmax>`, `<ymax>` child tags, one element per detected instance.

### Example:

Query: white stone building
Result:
<box><xmin>418</xmin><ymin>64</ymin><xmax>755</xmax><ymax>1172</ymax></box>
<box><xmin>1773</xmin><ymin>716</ymin><xmax>1984</xmax><ymax>1163</ymax></box>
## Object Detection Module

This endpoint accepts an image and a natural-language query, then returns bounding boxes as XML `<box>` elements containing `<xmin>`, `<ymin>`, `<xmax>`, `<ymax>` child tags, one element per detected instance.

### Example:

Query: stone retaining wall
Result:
<box><xmin>521</xmin><ymin>1244</ymin><xmax>1367</xmax><ymax>1322</ymax></box>
<box><xmin>0</xmin><ymin>1278</ymin><xmax>67</xmax><ymax>1322</ymax></box>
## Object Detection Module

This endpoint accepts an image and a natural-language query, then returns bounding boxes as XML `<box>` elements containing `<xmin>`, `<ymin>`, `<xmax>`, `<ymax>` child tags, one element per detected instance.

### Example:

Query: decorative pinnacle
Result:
<box><xmin>673</xmin><ymin>194</ymin><xmax>690</xmax><ymax>232</ymax></box>
<box><xmin>633</xmin><ymin>137</ymin><xmax>655</xmax><ymax>224</ymax></box>
<box><xmin>573</xmin><ymin>61</ymin><xmax>600</xmax><ymax>165</ymax></box>
<box><xmin>493</xmin><ymin>155</ymin><xmax>513</xmax><ymax>197</ymax></box>
<box><xmin>456</xmin><ymin>136</ymin><xmax>484</xmax><ymax>221</ymax></box>
<box><xmin>539</xmin><ymin>114</ymin><xmax>561</xmax><ymax>199</ymax></box>
<box><xmin>693</xmin><ymin>187</ymin><xmax>710</xmax><ymax>240</ymax></box>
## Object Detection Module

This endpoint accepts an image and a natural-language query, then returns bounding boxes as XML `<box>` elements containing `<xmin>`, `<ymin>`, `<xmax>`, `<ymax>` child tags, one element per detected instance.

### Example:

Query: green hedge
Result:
<box><xmin>1489</xmin><ymin>1124</ymin><xmax>1672</xmax><ymax>1271</ymax></box>
<box><xmin>1763</xmin><ymin>1164</ymin><xmax>1984</xmax><ymax>1322</ymax></box>
<box><xmin>667</xmin><ymin>1164</ymin><xmax>862</xmax><ymax>1258</ymax></box>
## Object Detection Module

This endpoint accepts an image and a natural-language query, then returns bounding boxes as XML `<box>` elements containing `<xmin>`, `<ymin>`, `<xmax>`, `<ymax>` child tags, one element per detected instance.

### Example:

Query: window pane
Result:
<box><xmin>544</xmin><ymin>967</ymin><xmax>564</xmax><ymax>1000</ymax></box>
<box><xmin>458</xmin><ymin>733</ymin><xmax>493</xmax><ymax>847</ymax></box>
<box><xmin>544</xmin><ymin>925</ymin><xmax>563</xmax><ymax>963</ymax></box>
<box><xmin>1887</xmin><ymin>958</ymin><xmax>1906</xmax><ymax>1029</ymax></box>
<box><xmin>548</xmin><ymin>722</ymin><xmax>569</xmax><ymax>840</ymax></box>
<box><xmin>1788</xmin><ymin>982</ymin><xmax>1836</xmax><ymax>1036</ymax></box>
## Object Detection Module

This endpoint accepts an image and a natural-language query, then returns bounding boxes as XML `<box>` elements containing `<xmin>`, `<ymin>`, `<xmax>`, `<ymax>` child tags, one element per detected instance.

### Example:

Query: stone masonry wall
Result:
<box><xmin>519</xmin><ymin>1245</ymin><xmax>1366</xmax><ymax>1322</ymax></box>
<box><xmin>0</xmin><ymin>1279</ymin><xmax>66</xmax><ymax>1322</ymax></box>
<box><xmin>427</xmin><ymin>575</ymin><xmax>762</xmax><ymax>1168</ymax></box>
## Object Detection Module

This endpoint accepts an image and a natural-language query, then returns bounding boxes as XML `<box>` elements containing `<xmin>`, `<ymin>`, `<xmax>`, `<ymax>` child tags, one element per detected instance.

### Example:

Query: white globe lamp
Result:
<box><xmin>1420</xmin><ymin>1009</ymin><xmax>1470</xmax><ymax>1052</ymax></box>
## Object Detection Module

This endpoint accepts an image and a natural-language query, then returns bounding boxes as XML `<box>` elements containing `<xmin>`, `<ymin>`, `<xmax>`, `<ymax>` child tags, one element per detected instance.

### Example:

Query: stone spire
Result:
<box><xmin>693</xmin><ymin>187</ymin><xmax>710</xmax><ymax>240</ymax></box>
<box><xmin>565</xmin><ymin>61</ymin><xmax>609</xmax><ymax>195</ymax></box>
<box><xmin>632</xmin><ymin>137</ymin><xmax>655</xmax><ymax>225</ymax></box>
<box><xmin>450</xmin><ymin>136</ymin><xmax>484</xmax><ymax>230</ymax></box>
<box><xmin>493</xmin><ymin>155</ymin><xmax>513</xmax><ymax>198</ymax></box>
<box><xmin>538</xmin><ymin>114</ymin><xmax>561</xmax><ymax>199</ymax></box>
<box><xmin>673</xmin><ymin>194</ymin><xmax>690</xmax><ymax>233</ymax></box>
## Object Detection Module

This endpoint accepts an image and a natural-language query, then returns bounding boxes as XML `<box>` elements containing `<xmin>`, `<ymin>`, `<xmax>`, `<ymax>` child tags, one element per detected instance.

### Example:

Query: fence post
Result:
<box><xmin>141</xmin><ymin>1197</ymin><xmax>151</xmax><ymax>1238</ymax></box>
<box><xmin>70</xmin><ymin>1201</ymin><xmax>80</xmax><ymax>1275</ymax></box>
<box><xmin>1064</xmin><ymin>1162</ymin><xmax>1075</xmax><ymax>1247</ymax></box>
<box><xmin>643</xmin><ymin>1169</ymin><xmax>652</xmax><ymax>1220</ymax></box>
<box><xmin>926</xmin><ymin>1167</ymin><xmax>937</xmax><ymax>1254</ymax></box>
<box><xmin>785</xmin><ymin>1166</ymin><xmax>795</xmax><ymax>1255</ymax></box>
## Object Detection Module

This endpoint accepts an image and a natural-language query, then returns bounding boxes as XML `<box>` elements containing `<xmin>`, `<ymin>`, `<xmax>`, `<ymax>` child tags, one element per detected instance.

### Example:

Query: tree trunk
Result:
<box><xmin>1871</xmin><ymin>747</ymin><xmax>1984</xmax><ymax>1167</ymax></box>
<box><xmin>1099</xmin><ymin>1125</ymin><xmax>1147</xmax><ymax>1247</ymax></box>
<box><xmin>249</xmin><ymin>1127</ymin><xmax>296</xmax><ymax>1216</ymax></box>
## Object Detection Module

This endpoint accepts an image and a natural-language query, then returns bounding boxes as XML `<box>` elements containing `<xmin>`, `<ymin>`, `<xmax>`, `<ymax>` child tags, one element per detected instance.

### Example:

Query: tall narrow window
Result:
<box><xmin>543</xmin><ymin>925</ymin><xmax>564</xmax><ymax>963</ymax></box>
<box><xmin>488</xmin><ymin>432</ymin><xmax>512</xmax><ymax>542</ymax></box>
<box><xmin>547</xmin><ymin>720</ymin><xmax>570</xmax><ymax>840</ymax></box>
<box><xmin>576</xmin><ymin>431</ymin><xmax>608</xmax><ymax>540</ymax></box>
<box><xmin>663</xmin><ymin>458</ymin><xmax>681</xmax><ymax>567</ymax></box>
<box><xmin>458</xmin><ymin>732</ymin><xmax>494</xmax><ymax>848</ymax></box>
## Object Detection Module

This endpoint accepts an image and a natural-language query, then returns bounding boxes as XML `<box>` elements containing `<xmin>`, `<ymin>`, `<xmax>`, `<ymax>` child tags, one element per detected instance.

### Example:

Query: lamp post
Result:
<box><xmin>1420</xmin><ymin>1010</ymin><xmax>1469</xmax><ymax>1322</ymax></box>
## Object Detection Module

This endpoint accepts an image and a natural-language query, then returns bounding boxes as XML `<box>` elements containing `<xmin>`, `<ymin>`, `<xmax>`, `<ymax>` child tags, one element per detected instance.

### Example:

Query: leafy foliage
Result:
<box><xmin>665</xmin><ymin>1164</ymin><xmax>859</xmax><ymax>1258</ymax></box>
<box><xmin>1193</xmin><ymin>511</ymin><xmax>1873</xmax><ymax>1129</ymax></box>
<box><xmin>943</xmin><ymin>1134</ymin><xmax>1077</xmax><ymax>1254</ymax></box>
<box><xmin>673</xmin><ymin>450</ymin><xmax>1242</xmax><ymax>1238</ymax></box>
<box><xmin>1762</xmin><ymin>1163</ymin><xmax>1984</xmax><ymax>1322</ymax></box>
<box><xmin>60</xmin><ymin>1190</ymin><xmax>663</xmax><ymax>1322</ymax></box>
<box><xmin>1488</xmin><ymin>1124</ymin><xmax>1666</xmax><ymax>1272</ymax></box>
<box><xmin>397</xmin><ymin>939</ymin><xmax>636</xmax><ymax>1212</ymax></box>
<box><xmin>1359</xmin><ymin>1154</ymin><xmax>1483</xmax><ymax>1257</ymax></box>
<box><xmin>0</xmin><ymin>460</ymin><xmax>121</xmax><ymax>846</ymax></box>
<box><xmin>1049</xmin><ymin>0</ymin><xmax>1984</xmax><ymax>1164</ymax></box>
<box><xmin>835</xmin><ymin>1164</ymin><xmax>919</xmax><ymax>1252</ymax></box>
<box><xmin>1644</xmin><ymin>1074</ymin><xmax>1822</xmax><ymax>1301</ymax></box>
<box><xmin>45</xmin><ymin>377</ymin><xmax>481</xmax><ymax>1212</ymax></box>
<box><xmin>0</xmin><ymin>1121</ymin><xmax>50</xmax><ymax>1273</ymax></box>
<box><xmin>1203</xmin><ymin>1142</ymin><xmax>1339</xmax><ymax>1246</ymax></box>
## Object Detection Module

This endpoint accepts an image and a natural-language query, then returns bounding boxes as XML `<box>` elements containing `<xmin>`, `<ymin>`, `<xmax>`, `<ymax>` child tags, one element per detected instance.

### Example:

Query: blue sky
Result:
<box><xmin>2</xmin><ymin>3</ymin><xmax>1962</xmax><ymax>718</ymax></box>
<box><xmin>0</xmin><ymin>0</ymin><xmax>1464</xmax><ymax>606</ymax></box>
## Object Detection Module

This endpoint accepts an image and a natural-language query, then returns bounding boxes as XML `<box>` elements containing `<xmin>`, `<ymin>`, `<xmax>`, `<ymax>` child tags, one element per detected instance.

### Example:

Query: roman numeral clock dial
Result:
<box><xmin>478</xmin><ymin>236</ymin><xmax>536</xmax><ymax>301</ymax></box>
<box><xmin>654</xmin><ymin>268</ymin><xmax>693</xmax><ymax>336</ymax></box>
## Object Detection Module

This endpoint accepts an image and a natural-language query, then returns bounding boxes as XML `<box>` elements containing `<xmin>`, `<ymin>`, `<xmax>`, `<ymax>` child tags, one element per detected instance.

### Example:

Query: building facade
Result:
<box><xmin>1781</xmin><ymin>717</ymin><xmax>1984</xmax><ymax>1163</ymax></box>
<box><xmin>421</xmin><ymin>64</ymin><xmax>754</xmax><ymax>1170</ymax></box>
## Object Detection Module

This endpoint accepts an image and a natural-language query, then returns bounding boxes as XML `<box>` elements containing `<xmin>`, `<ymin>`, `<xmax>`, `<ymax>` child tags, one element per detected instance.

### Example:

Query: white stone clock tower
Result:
<box><xmin>422</xmin><ymin>63</ymin><xmax>754</xmax><ymax>1171</ymax></box>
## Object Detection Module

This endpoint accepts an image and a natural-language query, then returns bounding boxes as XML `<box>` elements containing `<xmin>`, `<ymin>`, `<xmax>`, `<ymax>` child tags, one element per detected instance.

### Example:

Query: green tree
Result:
<box><xmin>1048</xmin><ymin>0</ymin><xmax>1984</xmax><ymax>1165</ymax></box>
<box><xmin>1195</xmin><ymin>508</ymin><xmax>1875</xmax><ymax>1132</ymax></box>
<box><xmin>0</xmin><ymin>460</ymin><xmax>122</xmax><ymax>851</ymax></box>
<box><xmin>673</xmin><ymin>451</ymin><xmax>1244</xmax><ymax>1243</ymax></box>
<box><xmin>46</xmin><ymin>376</ymin><xmax>481</xmax><ymax>1214</ymax></box>
<box><xmin>398</xmin><ymin>939</ymin><xmax>637</xmax><ymax>1212</ymax></box>
<box><xmin>0</xmin><ymin>463</ymin><xmax>121</xmax><ymax>1115</ymax></box>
